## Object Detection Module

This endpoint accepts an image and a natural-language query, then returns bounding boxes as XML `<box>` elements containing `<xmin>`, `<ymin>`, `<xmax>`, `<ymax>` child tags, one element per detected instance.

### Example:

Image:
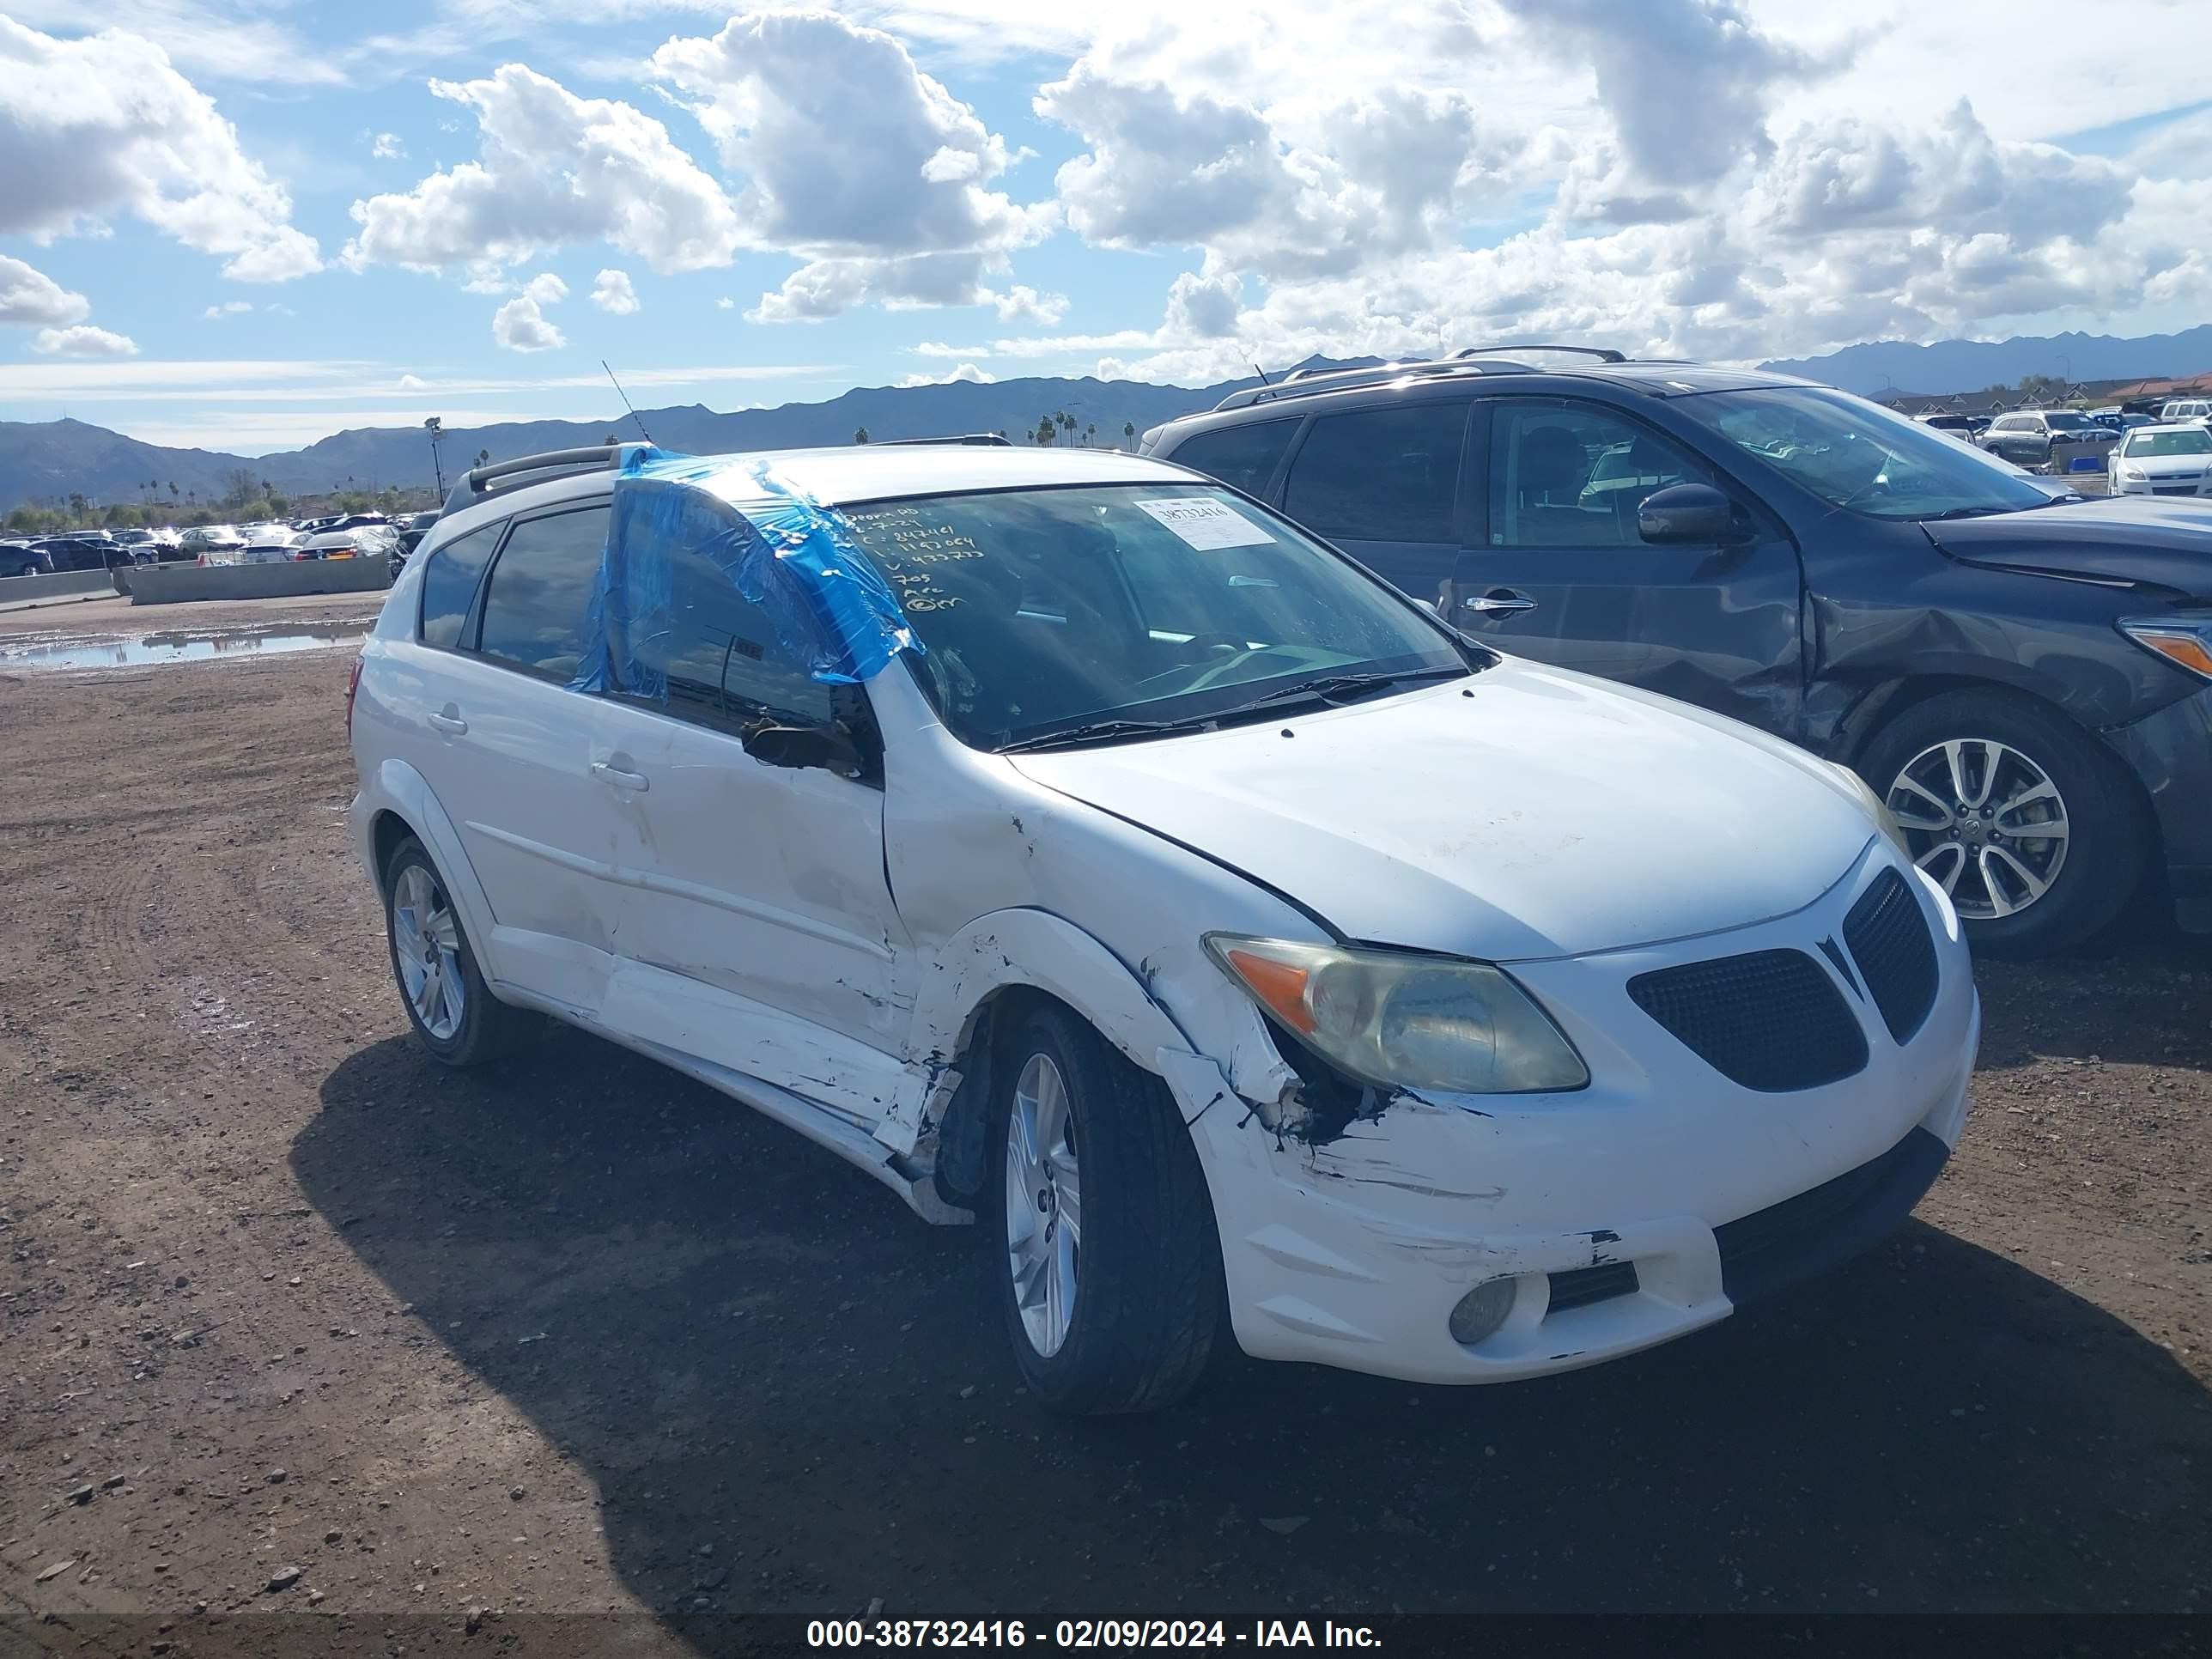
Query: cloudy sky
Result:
<box><xmin>1</xmin><ymin>0</ymin><xmax>2207</xmax><ymax>453</ymax></box>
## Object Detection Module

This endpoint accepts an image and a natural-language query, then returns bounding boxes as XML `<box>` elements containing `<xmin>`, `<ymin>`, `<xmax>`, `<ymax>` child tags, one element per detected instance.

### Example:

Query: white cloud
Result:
<box><xmin>372</xmin><ymin>131</ymin><xmax>406</xmax><ymax>160</ymax></box>
<box><xmin>492</xmin><ymin>272</ymin><xmax>568</xmax><ymax>351</ymax></box>
<box><xmin>0</xmin><ymin>253</ymin><xmax>88</xmax><ymax>325</ymax></box>
<box><xmin>895</xmin><ymin>362</ymin><xmax>994</xmax><ymax>386</ymax></box>
<box><xmin>204</xmin><ymin>300</ymin><xmax>253</xmax><ymax>319</ymax></box>
<box><xmin>590</xmin><ymin>267</ymin><xmax>639</xmax><ymax>314</ymax></box>
<box><xmin>652</xmin><ymin>9</ymin><xmax>1048</xmax><ymax>318</ymax></box>
<box><xmin>988</xmin><ymin>284</ymin><xmax>1067</xmax><ymax>325</ymax></box>
<box><xmin>344</xmin><ymin>64</ymin><xmax>744</xmax><ymax>276</ymax></box>
<box><xmin>33</xmin><ymin>324</ymin><xmax>139</xmax><ymax>358</ymax></box>
<box><xmin>0</xmin><ymin>0</ymin><xmax>347</xmax><ymax>87</ymax></box>
<box><xmin>0</xmin><ymin>17</ymin><xmax>321</xmax><ymax>281</ymax></box>
<box><xmin>715</xmin><ymin>295</ymin><xmax>735</xmax><ymax>309</ymax></box>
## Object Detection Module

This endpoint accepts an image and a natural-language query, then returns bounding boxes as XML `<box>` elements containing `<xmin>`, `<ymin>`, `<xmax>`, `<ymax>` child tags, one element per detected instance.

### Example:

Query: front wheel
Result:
<box><xmin>1858</xmin><ymin>690</ymin><xmax>2149</xmax><ymax>957</ymax></box>
<box><xmin>986</xmin><ymin>1004</ymin><xmax>1225</xmax><ymax>1414</ymax></box>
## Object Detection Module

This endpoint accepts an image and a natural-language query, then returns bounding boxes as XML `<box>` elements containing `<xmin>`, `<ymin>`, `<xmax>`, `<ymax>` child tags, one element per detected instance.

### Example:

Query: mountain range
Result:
<box><xmin>7</xmin><ymin>328</ymin><xmax>2212</xmax><ymax>510</ymax></box>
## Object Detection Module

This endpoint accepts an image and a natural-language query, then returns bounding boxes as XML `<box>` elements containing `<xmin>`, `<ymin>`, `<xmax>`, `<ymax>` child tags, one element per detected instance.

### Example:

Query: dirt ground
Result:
<box><xmin>2</xmin><ymin>593</ymin><xmax>2208</xmax><ymax>1653</ymax></box>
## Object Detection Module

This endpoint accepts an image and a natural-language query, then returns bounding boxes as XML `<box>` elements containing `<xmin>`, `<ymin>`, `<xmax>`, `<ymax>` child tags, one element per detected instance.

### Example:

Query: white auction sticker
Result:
<box><xmin>1134</xmin><ymin>496</ymin><xmax>1276</xmax><ymax>550</ymax></box>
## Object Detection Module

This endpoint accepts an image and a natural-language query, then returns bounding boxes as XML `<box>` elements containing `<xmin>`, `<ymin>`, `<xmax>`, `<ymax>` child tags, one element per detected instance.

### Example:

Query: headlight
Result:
<box><xmin>2119</xmin><ymin>618</ymin><xmax>2212</xmax><ymax>682</ymax></box>
<box><xmin>1834</xmin><ymin>763</ymin><xmax>1913</xmax><ymax>860</ymax></box>
<box><xmin>2117</xmin><ymin>465</ymin><xmax>2147</xmax><ymax>482</ymax></box>
<box><xmin>1203</xmin><ymin>935</ymin><xmax>1588</xmax><ymax>1094</ymax></box>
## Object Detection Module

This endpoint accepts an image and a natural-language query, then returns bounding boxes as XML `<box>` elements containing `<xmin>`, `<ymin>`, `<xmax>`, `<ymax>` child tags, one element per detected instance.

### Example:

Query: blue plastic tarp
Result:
<box><xmin>568</xmin><ymin>447</ymin><xmax>921</xmax><ymax>700</ymax></box>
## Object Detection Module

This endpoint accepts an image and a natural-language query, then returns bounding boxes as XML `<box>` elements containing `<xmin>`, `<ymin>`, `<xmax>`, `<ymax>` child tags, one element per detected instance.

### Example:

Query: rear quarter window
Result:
<box><xmin>416</xmin><ymin>521</ymin><xmax>502</xmax><ymax>650</ymax></box>
<box><xmin>1164</xmin><ymin>417</ymin><xmax>1300</xmax><ymax>499</ymax></box>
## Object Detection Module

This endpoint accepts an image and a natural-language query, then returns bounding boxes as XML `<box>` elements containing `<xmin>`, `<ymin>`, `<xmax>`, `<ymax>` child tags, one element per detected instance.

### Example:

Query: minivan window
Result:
<box><xmin>1282</xmin><ymin>404</ymin><xmax>1462</xmax><ymax>543</ymax></box>
<box><xmin>612</xmin><ymin>519</ymin><xmax>834</xmax><ymax>730</ymax></box>
<box><xmin>417</xmin><ymin>521</ymin><xmax>501</xmax><ymax>649</ymax></box>
<box><xmin>474</xmin><ymin>505</ymin><xmax>611</xmax><ymax>680</ymax></box>
<box><xmin>839</xmin><ymin>483</ymin><xmax>1469</xmax><ymax>750</ymax></box>
<box><xmin>1486</xmin><ymin>403</ymin><xmax>1711</xmax><ymax>548</ymax></box>
<box><xmin>1167</xmin><ymin>418</ymin><xmax>1300</xmax><ymax>499</ymax></box>
<box><xmin>1677</xmin><ymin>386</ymin><xmax>2053</xmax><ymax>520</ymax></box>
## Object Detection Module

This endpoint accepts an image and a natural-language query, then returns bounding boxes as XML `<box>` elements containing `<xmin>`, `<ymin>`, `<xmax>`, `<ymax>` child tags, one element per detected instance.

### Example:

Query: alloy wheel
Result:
<box><xmin>1005</xmin><ymin>1052</ymin><xmax>1082</xmax><ymax>1358</ymax></box>
<box><xmin>392</xmin><ymin>863</ymin><xmax>466</xmax><ymax>1039</ymax></box>
<box><xmin>1886</xmin><ymin>738</ymin><xmax>2070</xmax><ymax>920</ymax></box>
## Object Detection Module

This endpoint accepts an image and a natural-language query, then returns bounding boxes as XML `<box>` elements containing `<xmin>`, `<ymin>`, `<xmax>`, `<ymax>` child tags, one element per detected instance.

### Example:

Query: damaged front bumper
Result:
<box><xmin>1160</xmin><ymin>850</ymin><xmax>1980</xmax><ymax>1386</ymax></box>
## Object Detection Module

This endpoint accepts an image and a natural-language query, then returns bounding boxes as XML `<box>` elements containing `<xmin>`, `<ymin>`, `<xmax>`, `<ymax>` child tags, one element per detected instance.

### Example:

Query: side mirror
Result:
<box><xmin>1637</xmin><ymin>482</ymin><xmax>1745</xmax><ymax>546</ymax></box>
<box><xmin>740</xmin><ymin>719</ymin><xmax>864</xmax><ymax>778</ymax></box>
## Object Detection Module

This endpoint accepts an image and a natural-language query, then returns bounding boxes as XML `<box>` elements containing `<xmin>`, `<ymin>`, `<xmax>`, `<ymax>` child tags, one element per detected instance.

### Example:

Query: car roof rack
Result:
<box><xmin>1453</xmin><ymin>343</ymin><xmax>1629</xmax><ymax>362</ymax></box>
<box><xmin>873</xmin><ymin>433</ymin><xmax>1013</xmax><ymax>447</ymax></box>
<box><xmin>1213</xmin><ymin>359</ymin><xmax>1532</xmax><ymax>412</ymax></box>
<box><xmin>443</xmin><ymin>441</ymin><xmax>653</xmax><ymax>515</ymax></box>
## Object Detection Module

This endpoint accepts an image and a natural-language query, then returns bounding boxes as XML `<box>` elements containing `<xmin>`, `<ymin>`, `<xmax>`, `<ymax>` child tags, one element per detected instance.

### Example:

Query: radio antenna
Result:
<box><xmin>602</xmin><ymin>360</ymin><xmax>654</xmax><ymax>447</ymax></box>
<box><xmin>1251</xmin><ymin>361</ymin><xmax>1272</xmax><ymax>386</ymax></box>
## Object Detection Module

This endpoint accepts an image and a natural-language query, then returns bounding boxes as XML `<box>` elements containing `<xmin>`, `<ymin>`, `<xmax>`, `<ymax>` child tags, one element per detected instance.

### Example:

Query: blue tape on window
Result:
<box><xmin>568</xmin><ymin>447</ymin><xmax>921</xmax><ymax>699</ymax></box>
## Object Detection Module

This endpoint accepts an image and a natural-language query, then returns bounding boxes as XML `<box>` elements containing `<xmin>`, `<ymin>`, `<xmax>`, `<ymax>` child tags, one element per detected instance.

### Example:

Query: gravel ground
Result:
<box><xmin>2</xmin><ymin>599</ymin><xmax>2208</xmax><ymax>1653</ymax></box>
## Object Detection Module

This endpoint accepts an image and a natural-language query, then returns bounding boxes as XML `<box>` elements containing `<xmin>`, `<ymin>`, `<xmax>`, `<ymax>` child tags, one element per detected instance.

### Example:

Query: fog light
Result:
<box><xmin>1448</xmin><ymin>1278</ymin><xmax>1516</xmax><ymax>1346</ymax></box>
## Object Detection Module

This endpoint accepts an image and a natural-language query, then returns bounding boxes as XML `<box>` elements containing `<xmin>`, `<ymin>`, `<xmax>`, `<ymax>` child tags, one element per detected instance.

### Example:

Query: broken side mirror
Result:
<box><xmin>740</xmin><ymin>718</ymin><xmax>865</xmax><ymax>779</ymax></box>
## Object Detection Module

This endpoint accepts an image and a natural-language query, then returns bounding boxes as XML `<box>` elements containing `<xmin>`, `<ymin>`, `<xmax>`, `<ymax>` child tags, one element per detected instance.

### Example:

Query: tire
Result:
<box><xmin>985</xmin><ymin>1003</ymin><xmax>1226</xmax><ymax>1414</ymax></box>
<box><xmin>381</xmin><ymin>836</ymin><xmax>534</xmax><ymax>1066</ymax></box>
<box><xmin>1856</xmin><ymin>689</ymin><xmax>2149</xmax><ymax>957</ymax></box>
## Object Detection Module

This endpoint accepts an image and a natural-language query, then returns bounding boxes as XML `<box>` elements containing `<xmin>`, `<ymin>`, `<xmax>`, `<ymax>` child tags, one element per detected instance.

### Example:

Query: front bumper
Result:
<box><xmin>2105</xmin><ymin>682</ymin><xmax>2212</xmax><ymax>933</ymax></box>
<box><xmin>1167</xmin><ymin>844</ymin><xmax>1979</xmax><ymax>1386</ymax></box>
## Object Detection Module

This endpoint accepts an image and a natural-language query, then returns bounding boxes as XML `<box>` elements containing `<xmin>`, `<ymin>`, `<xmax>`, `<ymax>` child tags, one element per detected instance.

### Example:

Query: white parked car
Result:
<box><xmin>2108</xmin><ymin>425</ymin><xmax>2212</xmax><ymax>499</ymax></box>
<box><xmin>348</xmin><ymin>443</ymin><xmax>1979</xmax><ymax>1412</ymax></box>
<box><xmin>240</xmin><ymin>530</ymin><xmax>308</xmax><ymax>563</ymax></box>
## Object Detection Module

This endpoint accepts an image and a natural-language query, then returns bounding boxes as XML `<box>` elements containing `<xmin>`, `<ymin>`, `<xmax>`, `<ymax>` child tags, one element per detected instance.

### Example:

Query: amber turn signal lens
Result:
<box><xmin>2130</xmin><ymin>629</ymin><xmax>2212</xmax><ymax>679</ymax></box>
<box><xmin>1223</xmin><ymin>947</ymin><xmax>1316</xmax><ymax>1035</ymax></box>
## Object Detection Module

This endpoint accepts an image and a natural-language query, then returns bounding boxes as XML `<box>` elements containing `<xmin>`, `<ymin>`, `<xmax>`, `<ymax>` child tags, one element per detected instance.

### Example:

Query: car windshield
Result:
<box><xmin>2128</xmin><ymin>429</ymin><xmax>2212</xmax><ymax>457</ymax></box>
<box><xmin>836</xmin><ymin>482</ymin><xmax>1473</xmax><ymax>750</ymax></box>
<box><xmin>2043</xmin><ymin>413</ymin><xmax>2096</xmax><ymax>431</ymax></box>
<box><xmin>1674</xmin><ymin>386</ymin><xmax>2056</xmax><ymax>520</ymax></box>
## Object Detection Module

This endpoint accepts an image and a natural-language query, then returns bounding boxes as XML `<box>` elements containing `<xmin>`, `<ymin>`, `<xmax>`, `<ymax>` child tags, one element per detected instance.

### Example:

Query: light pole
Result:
<box><xmin>424</xmin><ymin>416</ymin><xmax>447</xmax><ymax>497</ymax></box>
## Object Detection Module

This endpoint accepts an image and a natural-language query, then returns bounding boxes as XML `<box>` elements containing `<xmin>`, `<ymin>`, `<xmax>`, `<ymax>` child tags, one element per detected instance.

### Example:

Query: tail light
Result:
<box><xmin>345</xmin><ymin>654</ymin><xmax>365</xmax><ymax>742</ymax></box>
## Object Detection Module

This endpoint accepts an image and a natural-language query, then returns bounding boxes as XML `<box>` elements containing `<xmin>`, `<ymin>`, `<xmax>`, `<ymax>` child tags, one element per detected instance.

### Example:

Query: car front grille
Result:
<box><xmin>1843</xmin><ymin>868</ymin><xmax>1939</xmax><ymax>1044</ymax></box>
<box><xmin>2153</xmin><ymin>484</ymin><xmax>2203</xmax><ymax>495</ymax></box>
<box><xmin>1626</xmin><ymin>950</ymin><xmax>1868</xmax><ymax>1091</ymax></box>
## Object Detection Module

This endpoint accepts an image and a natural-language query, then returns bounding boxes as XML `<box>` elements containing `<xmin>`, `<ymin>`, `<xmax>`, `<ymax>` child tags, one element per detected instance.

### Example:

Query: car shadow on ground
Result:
<box><xmin>298</xmin><ymin>1028</ymin><xmax>2211</xmax><ymax>1631</ymax></box>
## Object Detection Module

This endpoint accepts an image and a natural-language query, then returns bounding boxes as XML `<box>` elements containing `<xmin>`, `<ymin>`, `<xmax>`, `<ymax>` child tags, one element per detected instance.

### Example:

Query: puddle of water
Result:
<box><xmin>0</xmin><ymin>623</ymin><xmax>366</xmax><ymax>672</ymax></box>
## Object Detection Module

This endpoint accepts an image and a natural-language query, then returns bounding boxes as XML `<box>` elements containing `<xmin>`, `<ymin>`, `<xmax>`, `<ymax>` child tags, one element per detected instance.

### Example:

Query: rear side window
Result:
<box><xmin>419</xmin><ymin>523</ymin><xmax>503</xmax><ymax>648</ymax></box>
<box><xmin>1283</xmin><ymin>403</ymin><xmax>1463</xmax><ymax>543</ymax></box>
<box><xmin>1166</xmin><ymin>418</ymin><xmax>1299</xmax><ymax>499</ymax></box>
<box><xmin>474</xmin><ymin>505</ymin><xmax>611</xmax><ymax>680</ymax></box>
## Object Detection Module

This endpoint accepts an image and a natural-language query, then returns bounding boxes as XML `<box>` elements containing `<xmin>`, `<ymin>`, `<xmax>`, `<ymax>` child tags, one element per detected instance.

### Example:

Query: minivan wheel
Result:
<box><xmin>1858</xmin><ymin>690</ymin><xmax>2147</xmax><ymax>957</ymax></box>
<box><xmin>382</xmin><ymin>836</ymin><xmax>532</xmax><ymax>1065</ymax></box>
<box><xmin>986</xmin><ymin>1005</ymin><xmax>1226</xmax><ymax>1414</ymax></box>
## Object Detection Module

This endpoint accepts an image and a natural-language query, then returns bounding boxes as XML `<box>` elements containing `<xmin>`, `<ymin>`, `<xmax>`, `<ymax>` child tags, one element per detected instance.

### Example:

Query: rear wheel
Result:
<box><xmin>381</xmin><ymin>836</ymin><xmax>533</xmax><ymax>1065</ymax></box>
<box><xmin>1858</xmin><ymin>690</ymin><xmax>2148</xmax><ymax>956</ymax></box>
<box><xmin>986</xmin><ymin>1004</ymin><xmax>1225</xmax><ymax>1414</ymax></box>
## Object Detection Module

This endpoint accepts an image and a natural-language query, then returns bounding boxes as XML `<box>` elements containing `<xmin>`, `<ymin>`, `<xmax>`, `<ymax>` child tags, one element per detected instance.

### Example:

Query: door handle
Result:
<box><xmin>427</xmin><ymin>710</ymin><xmax>467</xmax><ymax>735</ymax></box>
<box><xmin>591</xmin><ymin>761</ymin><xmax>650</xmax><ymax>793</ymax></box>
<box><xmin>1462</xmin><ymin>589</ymin><xmax>1538</xmax><ymax>615</ymax></box>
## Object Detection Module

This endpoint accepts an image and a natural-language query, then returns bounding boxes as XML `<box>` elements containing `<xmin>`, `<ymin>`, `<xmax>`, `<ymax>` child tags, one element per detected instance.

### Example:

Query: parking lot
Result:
<box><xmin>2</xmin><ymin>594</ymin><xmax>2209</xmax><ymax>1647</ymax></box>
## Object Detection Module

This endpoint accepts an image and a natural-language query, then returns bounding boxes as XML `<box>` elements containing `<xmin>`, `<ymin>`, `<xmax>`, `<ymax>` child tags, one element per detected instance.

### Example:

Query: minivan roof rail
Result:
<box><xmin>874</xmin><ymin>433</ymin><xmax>1013</xmax><ymax>447</ymax></box>
<box><xmin>1453</xmin><ymin>343</ymin><xmax>1629</xmax><ymax>362</ymax></box>
<box><xmin>443</xmin><ymin>442</ymin><xmax>653</xmax><ymax>514</ymax></box>
<box><xmin>1213</xmin><ymin>359</ymin><xmax>1531</xmax><ymax>412</ymax></box>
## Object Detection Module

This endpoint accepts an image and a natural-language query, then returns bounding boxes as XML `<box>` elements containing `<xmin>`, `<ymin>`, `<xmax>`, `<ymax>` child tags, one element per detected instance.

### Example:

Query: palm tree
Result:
<box><xmin>1059</xmin><ymin>412</ymin><xmax>1076</xmax><ymax>441</ymax></box>
<box><xmin>474</xmin><ymin>449</ymin><xmax>489</xmax><ymax>469</ymax></box>
<box><xmin>1122</xmin><ymin>422</ymin><xmax>1135</xmax><ymax>450</ymax></box>
<box><xmin>854</xmin><ymin>426</ymin><xmax>871</xmax><ymax>445</ymax></box>
<box><xmin>1085</xmin><ymin>422</ymin><xmax>1096</xmax><ymax>447</ymax></box>
<box><xmin>167</xmin><ymin>481</ymin><xmax>178</xmax><ymax>501</ymax></box>
<box><xmin>1035</xmin><ymin>416</ymin><xmax>1057</xmax><ymax>447</ymax></box>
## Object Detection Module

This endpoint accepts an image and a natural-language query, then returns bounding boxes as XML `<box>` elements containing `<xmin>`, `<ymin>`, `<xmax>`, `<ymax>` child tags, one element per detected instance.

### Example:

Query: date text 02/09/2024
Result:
<box><xmin>805</xmin><ymin>1620</ymin><xmax>1383</xmax><ymax>1649</ymax></box>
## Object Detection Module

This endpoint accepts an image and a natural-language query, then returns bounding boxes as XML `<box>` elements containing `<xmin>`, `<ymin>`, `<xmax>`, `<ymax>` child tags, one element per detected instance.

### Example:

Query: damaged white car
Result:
<box><xmin>348</xmin><ymin>441</ymin><xmax>1980</xmax><ymax>1413</ymax></box>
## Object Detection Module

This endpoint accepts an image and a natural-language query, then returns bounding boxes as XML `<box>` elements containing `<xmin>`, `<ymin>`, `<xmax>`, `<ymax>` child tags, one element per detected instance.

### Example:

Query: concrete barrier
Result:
<box><xmin>128</xmin><ymin>555</ymin><xmax>392</xmax><ymax>606</ymax></box>
<box><xmin>0</xmin><ymin>568</ymin><xmax>119</xmax><ymax>605</ymax></box>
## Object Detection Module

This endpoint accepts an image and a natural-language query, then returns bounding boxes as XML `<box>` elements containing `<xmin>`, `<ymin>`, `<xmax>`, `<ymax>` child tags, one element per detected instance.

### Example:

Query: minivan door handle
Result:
<box><xmin>591</xmin><ymin>761</ymin><xmax>650</xmax><ymax>793</ymax></box>
<box><xmin>1462</xmin><ymin>588</ymin><xmax>1538</xmax><ymax>616</ymax></box>
<box><xmin>427</xmin><ymin>708</ymin><xmax>468</xmax><ymax>735</ymax></box>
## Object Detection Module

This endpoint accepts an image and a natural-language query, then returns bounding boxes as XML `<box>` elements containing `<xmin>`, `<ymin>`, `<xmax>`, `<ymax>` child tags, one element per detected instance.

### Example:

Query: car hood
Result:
<box><xmin>1923</xmin><ymin>497</ymin><xmax>2212</xmax><ymax>599</ymax></box>
<box><xmin>1007</xmin><ymin>662</ymin><xmax>1878</xmax><ymax>962</ymax></box>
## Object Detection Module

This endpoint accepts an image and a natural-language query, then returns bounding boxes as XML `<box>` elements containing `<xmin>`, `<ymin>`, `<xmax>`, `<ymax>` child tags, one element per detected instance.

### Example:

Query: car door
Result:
<box><xmin>1447</xmin><ymin>397</ymin><xmax>1808</xmax><ymax>738</ymax></box>
<box><xmin>1277</xmin><ymin>398</ymin><xmax>1472</xmax><ymax>610</ymax></box>
<box><xmin>585</xmin><ymin>515</ymin><xmax>915</xmax><ymax>1126</ymax></box>
<box><xmin>415</xmin><ymin>501</ymin><xmax>629</xmax><ymax>1012</ymax></box>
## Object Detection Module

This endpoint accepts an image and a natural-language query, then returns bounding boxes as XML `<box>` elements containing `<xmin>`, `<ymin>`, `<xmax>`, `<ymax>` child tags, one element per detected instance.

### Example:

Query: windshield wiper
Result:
<box><xmin>995</xmin><ymin>717</ymin><xmax>1212</xmax><ymax>754</ymax></box>
<box><xmin>1199</xmin><ymin>665</ymin><xmax>1472</xmax><ymax>719</ymax></box>
<box><xmin>1923</xmin><ymin>506</ymin><xmax>2006</xmax><ymax>520</ymax></box>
